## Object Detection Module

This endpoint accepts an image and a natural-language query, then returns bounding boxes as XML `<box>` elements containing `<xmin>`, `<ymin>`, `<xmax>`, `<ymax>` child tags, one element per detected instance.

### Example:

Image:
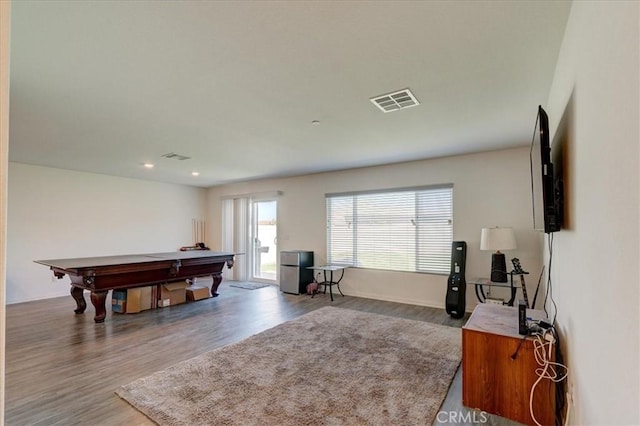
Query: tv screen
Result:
<box><xmin>530</xmin><ymin>105</ymin><xmax>562</xmax><ymax>233</ymax></box>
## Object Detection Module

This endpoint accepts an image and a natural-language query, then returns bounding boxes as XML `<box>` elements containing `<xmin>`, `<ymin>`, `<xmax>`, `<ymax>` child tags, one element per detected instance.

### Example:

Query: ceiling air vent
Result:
<box><xmin>161</xmin><ymin>152</ymin><xmax>191</xmax><ymax>161</ymax></box>
<box><xmin>370</xmin><ymin>88</ymin><xmax>420</xmax><ymax>113</ymax></box>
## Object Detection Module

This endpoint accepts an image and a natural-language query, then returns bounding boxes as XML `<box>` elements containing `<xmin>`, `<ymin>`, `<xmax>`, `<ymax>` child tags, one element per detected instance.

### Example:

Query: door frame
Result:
<box><xmin>249</xmin><ymin>197</ymin><xmax>277</xmax><ymax>284</ymax></box>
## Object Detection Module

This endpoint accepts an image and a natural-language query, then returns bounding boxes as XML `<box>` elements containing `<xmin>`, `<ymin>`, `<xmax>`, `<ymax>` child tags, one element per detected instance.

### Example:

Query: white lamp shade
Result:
<box><xmin>480</xmin><ymin>227</ymin><xmax>517</xmax><ymax>251</ymax></box>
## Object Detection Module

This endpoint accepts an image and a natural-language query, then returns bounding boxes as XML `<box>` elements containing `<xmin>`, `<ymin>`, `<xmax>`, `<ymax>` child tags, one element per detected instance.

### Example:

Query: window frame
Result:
<box><xmin>326</xmin><ymin>184</ymin><xmax>453</xmax><ymax>275</ymax></box>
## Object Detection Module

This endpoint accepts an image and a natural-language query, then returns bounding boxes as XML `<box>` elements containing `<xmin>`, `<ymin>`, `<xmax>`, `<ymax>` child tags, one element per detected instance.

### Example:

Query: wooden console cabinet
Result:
<box><xmin>462</xmin><ymin>304</ymin><xmax>555</xmax><ymax>426</ymax></box>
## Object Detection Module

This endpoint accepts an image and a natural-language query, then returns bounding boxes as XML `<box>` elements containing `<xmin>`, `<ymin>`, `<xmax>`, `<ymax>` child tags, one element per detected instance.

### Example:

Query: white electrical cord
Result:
<box><xmin>564</xmin><ymin>389</ymin><xmax>572</xmax><ymax>426</ymax></box>
<box><xmin>529</xmin><ymin>329</ymin><xmax>569</xmax><ymax>426</ymax></box>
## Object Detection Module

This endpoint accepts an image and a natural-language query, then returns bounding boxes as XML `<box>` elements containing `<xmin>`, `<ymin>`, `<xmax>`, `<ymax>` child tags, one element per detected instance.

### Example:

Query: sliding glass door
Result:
<box><xmin>250</xmin><ymin>199</ymin><xmax>277</xmax><ymax>282</ymax></box>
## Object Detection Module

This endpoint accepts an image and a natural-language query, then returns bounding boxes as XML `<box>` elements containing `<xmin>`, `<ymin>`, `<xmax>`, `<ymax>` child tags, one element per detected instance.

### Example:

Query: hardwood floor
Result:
<box><xmin>5</xmin><ymin>283</ymin><xmax>520</xmax><ymax>425</ymax></box>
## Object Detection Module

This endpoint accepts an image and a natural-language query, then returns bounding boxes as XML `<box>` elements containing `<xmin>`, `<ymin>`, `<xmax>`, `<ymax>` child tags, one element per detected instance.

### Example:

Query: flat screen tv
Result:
<box><xmin>530</xmin><ymin>105</ymin><xmax>563</xmax><ymax>233</ymax></box>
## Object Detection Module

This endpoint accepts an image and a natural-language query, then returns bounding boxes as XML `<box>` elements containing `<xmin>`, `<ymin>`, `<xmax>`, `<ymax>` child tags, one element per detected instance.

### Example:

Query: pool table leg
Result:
<box><xmin>70</xmin><ymin>286</ymin><xmax>87</xmax><ymax>314</ymax></box>
<box><xmin>211</xmin><ymin>272</ymin><xmax>222</xmax><ymax>297</ymax></box>
<box><xmin>90</xmin><ymin>290</ymin><xmax>109</xmax><ymax>323</ymax></box>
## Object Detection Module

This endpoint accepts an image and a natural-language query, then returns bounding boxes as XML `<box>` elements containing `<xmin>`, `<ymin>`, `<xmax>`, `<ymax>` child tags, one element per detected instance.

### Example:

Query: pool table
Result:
<box><xmin>35</xmin><ymin>251</ymin><xmax>235</xmax><ymax>323</ymax></box>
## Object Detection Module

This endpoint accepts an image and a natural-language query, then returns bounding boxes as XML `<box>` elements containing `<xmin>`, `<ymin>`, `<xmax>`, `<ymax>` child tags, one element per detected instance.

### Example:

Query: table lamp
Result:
<box><xmin>480</xmin><ymin>227</ymin><xmax>517</xmax><ymax>282</ymax></box>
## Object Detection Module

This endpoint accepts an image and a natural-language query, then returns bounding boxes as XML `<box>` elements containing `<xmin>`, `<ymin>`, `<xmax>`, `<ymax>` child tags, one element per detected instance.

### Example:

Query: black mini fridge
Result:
<box><xmin>279</xmin><ymin>251</ymin><xmax>314</xmax><ymax>294</ymax></box>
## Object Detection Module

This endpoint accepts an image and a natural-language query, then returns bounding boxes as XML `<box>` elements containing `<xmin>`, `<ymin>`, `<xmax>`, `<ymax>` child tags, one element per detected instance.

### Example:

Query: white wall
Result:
<box><xmin>6</xmin><ymin>163</ymin><xmax>207</xmax><ymax>304</ymax></box>
<box><xmin>207</xmin><ymin>147</ymin><xmax>543</xmax><ymax>310</ymax></box>
<box><xmin>0</xmin><ymin>1</ymin><xmax>11</xmax><ymax>422</ymax></box>
<box><xmin>546</xmin><ymin>1</ymin><xmax>639</xmax><ymax>424</ymax></box>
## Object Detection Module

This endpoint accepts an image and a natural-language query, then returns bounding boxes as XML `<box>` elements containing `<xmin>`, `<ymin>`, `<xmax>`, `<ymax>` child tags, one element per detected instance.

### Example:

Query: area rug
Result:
<box><xmin>228</xmin><ymin>281</ymin><xmax>270</xmax><ymax>290</ymax></box>
<box><xmin>116</xmin><ymin>306</ymin><xmax>462</xmax><ymax>426</ymax></box>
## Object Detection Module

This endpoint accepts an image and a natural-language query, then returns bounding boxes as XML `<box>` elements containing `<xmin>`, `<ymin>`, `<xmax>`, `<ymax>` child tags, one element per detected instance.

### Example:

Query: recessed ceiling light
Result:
<box><xmin>143</xmin><ymin>163</ymin><xmax>154</xmax><ymax>169</ymax></box>
<box><xmin>311</xmin><ymin>120</ymin><xmax>320</xmax><ymax>125</ymax></box>
<box><xmin>192</xmin><ymin>172</ymin><xmax>200</xmax><ymax>176</ymax></box>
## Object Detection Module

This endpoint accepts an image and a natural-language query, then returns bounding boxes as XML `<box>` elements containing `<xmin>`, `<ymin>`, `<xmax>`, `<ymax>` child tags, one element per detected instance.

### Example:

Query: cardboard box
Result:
<box><xmin>126</xmin><ymin>286</ymin><xmax>153</xmax><ymax>313</ymax></box>
<box><xmin>112</xmin><ymin>290</ymin><xmax>127</xmax><ymax>313</ymax></box>
<box><xmin>187</xmin><ymin>285</ymin><xmax>211</xmax><ymax>301</ymax></box>
<box><xmin>158</xmin><ymin>280</ymin><xmax>188</xmax><ymax>307</ymax></box>
<box><xmin>111</xmin><ymin>286</ymin><xmax>154</xmax><ymax>314</ymax></box>
<box><xmin>189</xmin><ymin>276</ymin><xmax>213</xmax><ymax>287</ymax></box>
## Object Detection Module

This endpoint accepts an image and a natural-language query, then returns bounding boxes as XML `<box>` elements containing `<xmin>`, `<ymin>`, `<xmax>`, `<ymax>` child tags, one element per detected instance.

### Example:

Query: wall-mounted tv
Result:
<box><xmin>530</xmin><ymin>105</ymin><xmax>564</xmax><ymax>233</ymax></box>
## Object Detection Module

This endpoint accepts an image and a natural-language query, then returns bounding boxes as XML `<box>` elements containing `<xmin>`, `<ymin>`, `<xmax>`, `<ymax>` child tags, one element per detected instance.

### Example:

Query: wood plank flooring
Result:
<box><xmin>5</xmin><ymin>283</ymin><xmax>521</xmax><ymax>425</ymax></box>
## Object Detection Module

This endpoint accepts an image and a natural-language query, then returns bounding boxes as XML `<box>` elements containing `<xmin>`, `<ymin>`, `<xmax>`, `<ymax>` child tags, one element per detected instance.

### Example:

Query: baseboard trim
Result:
<box><xmin>339</xmin><ymin>289</ymin><xmax>446</xmax><ymax>310</ymax></box>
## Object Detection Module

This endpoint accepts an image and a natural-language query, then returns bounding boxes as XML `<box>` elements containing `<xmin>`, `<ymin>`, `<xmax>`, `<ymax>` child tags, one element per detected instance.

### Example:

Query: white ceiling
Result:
<box><xmin>8</xmin><ymin>1</ymin><xmax>571</xmax><ymax>188</ymax></box>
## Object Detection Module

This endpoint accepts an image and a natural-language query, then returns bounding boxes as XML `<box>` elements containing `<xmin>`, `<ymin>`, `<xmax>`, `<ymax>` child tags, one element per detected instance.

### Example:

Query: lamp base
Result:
<box><xmin>490</xmin><ymin>252</ymin><xmax>508</xmax><ymax>282</ymax></box>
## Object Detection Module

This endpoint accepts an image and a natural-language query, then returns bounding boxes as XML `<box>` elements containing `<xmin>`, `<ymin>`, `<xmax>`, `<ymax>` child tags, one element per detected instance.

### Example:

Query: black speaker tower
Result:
<box><xmin>445</xmin><ymin>241</ymin><xmax>467</xmax><ymax>319</ymax></box>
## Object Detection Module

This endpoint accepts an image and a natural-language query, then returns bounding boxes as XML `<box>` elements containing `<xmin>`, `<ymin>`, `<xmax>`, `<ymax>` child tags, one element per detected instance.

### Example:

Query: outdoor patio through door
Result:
<box><xmin>251</xmin><ymin>199</ymin><xmax>277</xmax><ymax>282</ymax></box>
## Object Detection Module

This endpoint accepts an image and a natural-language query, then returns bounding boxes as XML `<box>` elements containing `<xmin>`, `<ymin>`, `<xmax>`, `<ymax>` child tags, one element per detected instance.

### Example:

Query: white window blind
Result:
<box><xmin>326</xmin><ymin>185</ymin><xmax>453</xmax><ymax>274</ymax></box>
